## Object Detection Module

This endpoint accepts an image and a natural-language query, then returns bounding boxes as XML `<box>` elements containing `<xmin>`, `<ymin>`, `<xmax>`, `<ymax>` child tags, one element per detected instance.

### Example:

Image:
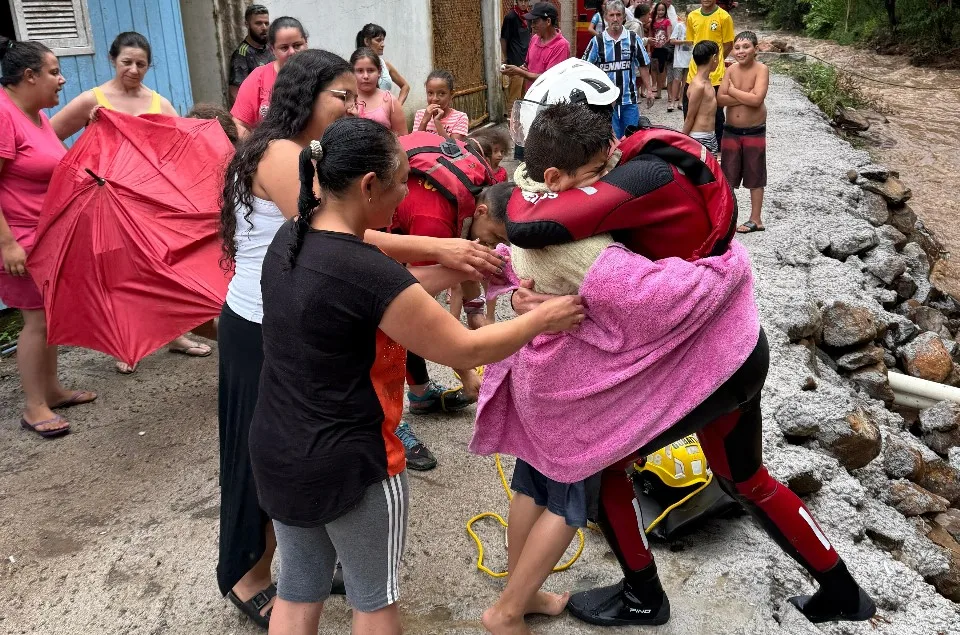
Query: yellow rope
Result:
<box><xmin>466</xmin><ymin>454</ymin><xmax>586</xmax><ymax>578</ymax></box>
<box><xmin>639</xmin><ymin>468</ymin><xmax>714</xmax><ymax>535</ymax></box>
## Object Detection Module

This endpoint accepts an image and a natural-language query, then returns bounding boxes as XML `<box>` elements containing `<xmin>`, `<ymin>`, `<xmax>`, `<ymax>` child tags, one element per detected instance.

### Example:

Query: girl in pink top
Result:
<box><xmin>0</xmin><ymin>38</ymin><xmax>97</xmax><ymax>438</ymax></box>
<box><xmin>352</xmin><ymin>48</ymin><xmax>407</xmax><ymax>135</ymax></box>
<box><xmin>231</xmin><ymin>17</ymin><xmax>308</xmax><ymax>137</ymax></box>
<box><xmin>413</xmin><ymin>70</ymin><xmax>469</xmax><ymax>140</ymax></box>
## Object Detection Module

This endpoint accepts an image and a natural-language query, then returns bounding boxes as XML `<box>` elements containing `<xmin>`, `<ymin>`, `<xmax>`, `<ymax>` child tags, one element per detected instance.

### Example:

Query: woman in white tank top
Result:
<box><xmin>215</xmin><ymin>50</ymin><xmax>502</xmax><ymax>628</ymax></box>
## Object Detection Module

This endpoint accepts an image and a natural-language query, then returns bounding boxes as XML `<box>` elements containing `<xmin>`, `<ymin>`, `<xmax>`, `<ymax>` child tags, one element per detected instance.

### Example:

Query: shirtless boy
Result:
<box><xmin>718</xmin><ymin>31</ymin><xmax>770</xmax><ymax>233</ymax></box>
<box><xmin>682</xmin><ymin>40</ymin><xmax>720</xmax><ymax>156</ymax></box>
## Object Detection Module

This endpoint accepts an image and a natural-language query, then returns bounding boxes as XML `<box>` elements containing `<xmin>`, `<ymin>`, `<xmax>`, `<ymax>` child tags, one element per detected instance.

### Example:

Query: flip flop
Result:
<box><xmin>737</xmin><ymin>220</ymin><xmax>766</xmax><ymax>234</ymax></box>
<box><xmin>51</xmin><ymin>390</ymin><xmax>98</xmax><ymax>409</ymax></box>
<box><xmin>21</xmin><ymin>415</ymin><xmax>70</xmax><ymax>438</ymax></box>
<box><xmin>168</xmin><ymin>344</ymin><xmax>212</xmax><ymax>358</ymax></box>
<box><xmin>227</xmin><ymin>583</ymin><xmax>276</xmax><ymax>629</ymax></box>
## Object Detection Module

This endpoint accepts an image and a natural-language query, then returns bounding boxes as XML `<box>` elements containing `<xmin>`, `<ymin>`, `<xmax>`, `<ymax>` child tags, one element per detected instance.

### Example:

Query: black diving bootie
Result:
<box><xmin>567</xmin><ymin>565</ymin><xmax>670</xmax><ymax>626</ymax></box>
<box><xmin>788</xmin><ymin>560</ymin><xmax>876</xmax><ymax>623</ymax></box>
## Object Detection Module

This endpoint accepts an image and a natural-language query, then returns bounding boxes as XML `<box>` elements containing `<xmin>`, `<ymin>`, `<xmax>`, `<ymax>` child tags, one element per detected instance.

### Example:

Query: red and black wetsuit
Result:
<box><xmin>506</xmin><ymin>127</ymin><xmax>875</xmax><ymax>626</ymax></box>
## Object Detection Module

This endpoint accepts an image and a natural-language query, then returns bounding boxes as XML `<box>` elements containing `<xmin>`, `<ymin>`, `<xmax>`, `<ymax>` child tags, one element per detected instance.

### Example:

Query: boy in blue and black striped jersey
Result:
<box><xmin>583</xmin><ymin>0</ymin><xmax>653</xmax><ymax>138</ymax></box>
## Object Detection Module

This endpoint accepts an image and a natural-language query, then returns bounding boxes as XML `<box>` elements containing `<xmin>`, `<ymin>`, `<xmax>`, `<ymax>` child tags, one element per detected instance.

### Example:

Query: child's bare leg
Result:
<box><xmin>749</xmin><ymin>187</ymin><xmax>765</xmax><ymax>227</ymax></box>
<box><xmin>503</xmin><ymin>494</ymin><xmax>570</xmax><ymax>617</ymax></box>
<box><xmin>268</xmin><ymin>598</ymin><xmax>323</xmax><ymax>634</ymax></box>
<box><xmin>483</xmin><ymin>509</ymin><xmax>577</xmax><ymax>634</ymax></box>
<box><xmin>448</xmin><ymin>285</ymin><xmax>464</xmax><ymax>320</ymax></box>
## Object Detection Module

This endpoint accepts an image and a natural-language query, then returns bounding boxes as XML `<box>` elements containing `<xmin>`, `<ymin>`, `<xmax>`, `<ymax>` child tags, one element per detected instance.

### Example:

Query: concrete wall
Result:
<box><xmin>180</xmin><ymin>0</ymin><xmax>225</xmax><ymax>105</ymax></box>
<box><xmin>268</xmin><ymin>0</ymin><xmax>435</xmax><ymax>114</ymax></box>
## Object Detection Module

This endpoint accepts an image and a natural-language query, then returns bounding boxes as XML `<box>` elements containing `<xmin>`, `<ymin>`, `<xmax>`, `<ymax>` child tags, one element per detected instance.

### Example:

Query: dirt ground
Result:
<box><xmin>0</xmin><ymin>96</ymin><xmax>923</xmax><ymax>634</ymax></box>
<box><xmin>0</xmin><ymin>341</ymin><xmax>789</xmax><ymax>635</ymax></box>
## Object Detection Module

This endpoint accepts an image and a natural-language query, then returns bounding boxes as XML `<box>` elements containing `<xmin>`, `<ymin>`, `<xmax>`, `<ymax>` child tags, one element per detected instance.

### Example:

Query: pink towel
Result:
<box><xmin>470</xmin><ymin>241</ymin><xmax>761</xmax><ymax>483</ymax></box>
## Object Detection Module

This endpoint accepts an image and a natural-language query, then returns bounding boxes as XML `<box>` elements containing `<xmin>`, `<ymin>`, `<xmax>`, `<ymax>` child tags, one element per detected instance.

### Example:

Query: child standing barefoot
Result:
<box><xmin>481</xmin><ymin>103</ymin><xmax>615</xmax><ymax>635</ymax></box>
<box><xmin>682</xmin><ymin>41</ymin><xmax>720</xmax><ymax>156</ymax></box>
<box><xmin>414</xmin><ymin>70</ymin><xmax>469</xmax><ymax>140</ymax></box>
<box><xmin>718</xmin><ymin>31</ymin><xmax>769</xmax><ymax>234</ymax></box>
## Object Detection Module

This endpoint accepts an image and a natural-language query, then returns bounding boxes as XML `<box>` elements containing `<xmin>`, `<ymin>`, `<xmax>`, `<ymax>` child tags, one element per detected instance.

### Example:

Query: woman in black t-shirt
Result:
<box><xmin>251</xmin><ymin>117</ymin><xmax>584</xmax><ymax>633</ymax></box>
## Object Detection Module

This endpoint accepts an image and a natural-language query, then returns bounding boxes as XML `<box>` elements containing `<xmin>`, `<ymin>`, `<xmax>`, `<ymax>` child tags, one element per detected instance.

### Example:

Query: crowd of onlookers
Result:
<box><xmin>0</xmin><ymin>2</ymin><xmax>781</xmax><ymax>633</ymax></box>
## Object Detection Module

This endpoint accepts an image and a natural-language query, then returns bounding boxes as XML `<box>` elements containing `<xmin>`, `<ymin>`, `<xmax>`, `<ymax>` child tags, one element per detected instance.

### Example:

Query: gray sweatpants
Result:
<box><xmin>272</xmin><ymin>472</ymin><xmax>409</xmax><ymax>612</ymax></box>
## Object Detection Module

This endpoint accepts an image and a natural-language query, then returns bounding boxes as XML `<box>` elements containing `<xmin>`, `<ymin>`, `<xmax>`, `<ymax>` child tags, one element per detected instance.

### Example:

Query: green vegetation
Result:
<box><xmin>756</xmin><ymin>0</ymin><xmax>960</xmax><ymax>63</ymax></box>
<box><xmin>0</xmin><ymin>310</ymin><xmax>23</xmax><ymax>350</ymax></box>
<box><xmin>770</xmin><ymin>58</ymin><xmax>888</xmax><ymax>116</ymax></box>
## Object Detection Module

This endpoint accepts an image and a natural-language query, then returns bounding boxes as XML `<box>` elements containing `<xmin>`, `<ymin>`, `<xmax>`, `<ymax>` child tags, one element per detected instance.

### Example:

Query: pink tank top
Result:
<box><xmin>358</xmin><ymin>90</ymin><xmax>394</xmax><ymax>129</ymax></box>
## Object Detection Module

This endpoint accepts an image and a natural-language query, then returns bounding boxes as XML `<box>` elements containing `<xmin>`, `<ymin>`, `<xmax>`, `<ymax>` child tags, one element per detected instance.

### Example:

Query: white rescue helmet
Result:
<box><xmin>509</xmin><ymin>58</ymin><xmax>619</xmax><ymax>145</ymax></box>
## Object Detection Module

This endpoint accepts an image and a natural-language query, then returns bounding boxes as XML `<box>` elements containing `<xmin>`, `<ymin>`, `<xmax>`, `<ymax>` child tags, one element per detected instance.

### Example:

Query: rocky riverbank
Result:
<box><xmin>0</xmin><ymin>75</ymin><xmax>958</xmax><ymax>634</ymax></box>
<box><xmin>714</xmin><ymin>71</ymin><xmax>960</xmax><ymax>631</ymax></box>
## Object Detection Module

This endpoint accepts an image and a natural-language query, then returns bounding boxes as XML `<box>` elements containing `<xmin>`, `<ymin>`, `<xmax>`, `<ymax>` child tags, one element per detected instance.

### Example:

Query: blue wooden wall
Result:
<box><xmin>47</xmin><ymin>0</ymin><xmax>193</xmax><ymax>121</ymax></box>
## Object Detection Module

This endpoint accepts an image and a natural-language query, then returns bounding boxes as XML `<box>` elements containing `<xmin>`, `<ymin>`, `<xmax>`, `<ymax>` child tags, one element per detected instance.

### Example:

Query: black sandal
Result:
<box><xmin>227</xmin><ymin>583</ymin><xmax>276</xmax><ymax>629</ymax></box>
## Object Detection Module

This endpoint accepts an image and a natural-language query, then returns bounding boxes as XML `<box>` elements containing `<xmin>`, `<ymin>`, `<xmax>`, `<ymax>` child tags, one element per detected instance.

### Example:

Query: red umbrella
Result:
<box><xmin>28</xmin><ymin>109</ymin><xmax>234</xmax><ymax>366</ymax></box>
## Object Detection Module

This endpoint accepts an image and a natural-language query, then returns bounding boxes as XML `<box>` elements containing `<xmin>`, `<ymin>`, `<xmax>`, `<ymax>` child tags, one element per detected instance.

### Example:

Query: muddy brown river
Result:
<box><xmin>743</xmin><ymin>20</ymin><xmax>960</xmax><ymax>272</ymax></box>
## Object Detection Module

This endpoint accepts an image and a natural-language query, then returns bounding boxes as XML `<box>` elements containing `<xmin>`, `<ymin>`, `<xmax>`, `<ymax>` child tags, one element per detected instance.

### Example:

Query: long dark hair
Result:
<box><xmin>287</xmin><ymin>118</ymin><xmax>400</xmax><ymax>267</ymax></box>
<box><xmin>219</xmin><ymin>49</ymin><xmax>351</xmax><ymax>266</ymax></box>
<box><xmin>355</xmin><ymin>23</ymin><xmax>386</xmax><ymax>49</ymax></box>
<box><xmin>0</xmin><ymin>37</ymin><xmax>51</xmax><ymax>87</ymax></box>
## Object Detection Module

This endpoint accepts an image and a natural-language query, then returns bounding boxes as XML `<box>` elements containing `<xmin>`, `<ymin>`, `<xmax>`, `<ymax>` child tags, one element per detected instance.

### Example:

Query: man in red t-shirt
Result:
<box><xmin>389</xmin><ymin>179</ymin><xmax>513</xmax><ymax>470</ymax></box>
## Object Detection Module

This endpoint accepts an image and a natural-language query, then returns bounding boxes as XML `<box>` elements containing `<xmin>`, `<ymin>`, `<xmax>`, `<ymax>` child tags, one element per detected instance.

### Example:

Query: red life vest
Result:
<box><xmin>506</xmin><ymin>125</ymin><xmax>737</xmax><ymax>262</ymax></box>
<box><xmin>399</xmin><ymin>132</ymin><xmax>494</xmax><ymax>221</ymax></box>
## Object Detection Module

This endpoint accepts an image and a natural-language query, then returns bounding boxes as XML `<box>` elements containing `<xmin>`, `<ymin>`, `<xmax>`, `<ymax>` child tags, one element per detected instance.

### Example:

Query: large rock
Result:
<box><xmin>894</xmin><ymin>273</ymin><xmax>919</xmax><ymax>301</ymax></box>
<box><xmin>766</xmin><ymin>445</ymin><xmax>837</xmax><ymax>496</ymax></box>
<box><xmin>886</xmin><ymin>480</ymin><xmax>950</xmax><ymax>516</ymax></box>
<box><xmin>923</xmin><ymin>427</ymin><xmax>960</xmax><ymax>458</ymax></box>
<box><xmin>876</xmin><ymin>224</ymin><xmax>907</xmax><ymax>249</ymax></box>
<box><xmin>883</xmin><ymin>433</ymin><xmax>928</xmax><ymax>482</ymax></box>
<box><xmin>849</xmin><ymin>362</ymin><xmax>894</xmax><ymax>405</ymax></box>
<box><xmin>919</xmin><ymin>400</ymin><xmax>960</xmax><ymax>434</ymax></box>
<box><xmin>861</xmin><ymin>243</ymin><xmax>907</xmax><ymax>284</ymax></box>
<box><xmin>888</xmin><ymin>204</ymin><xmax>918</xmax><ymax>236</ymax></box>
<box><xmin>882</xmin><ymin>312</ymin><xmax>921</xmax><ymax>349</ymax></box>
<box><xmin>931</xmin><ymin>259</ymin><xmax>960</xmax><ymax>303</ymax></box>
<box><xmin>864</xmin><ymin>499</ymin><xmax>911</xmax><ymax>551</ymax></box>
<box><xmin>859</xmin><ymin>164</ymin><xmax>893</xmax><ymax>181</ymax></box>
<box><xmin>910</xmin><ymin>221</ymin><xmax>947</xmax><ymax>263</ymax></box>
<box><xmin>901</xmin><ymin>519</ymin><xmax>953</xmax><ymax>578</ymax></box>
<box><xmin>911</xmin><ymin>306</ymin><xmax>952</xmax><ymax>339</ymax></box>
<box><xmin>821</xmin><ymin>225</ymin><xmax>878</xmax><ymax>260</ymax></box>
<box><xmin>919</xmin><ymin>460</ymin><xmax>960</xmax><ymax>506</ymax></box>
<box><xmin>861</xmin><ymin>176</ymin><xmax>912</xmax><ymax>205</ymax></box>
<box><xmin>852</xmin><ymin>190</ymin><xmax>890</xmax><ymax>226</ymax></box>
<box><xmin>899</xmin><ymin>331</ymin><xmax>954</xmax><ymax>382</ymax></box>
<box><xmin>821</xmin><ymin>301</ymin><xmax>878</xmax><ymax>348</ymax></box>
<box><xmin>774</xmin><ymin>393</ymin><xmax>825</xmax><ymax>439</ymax></box>
<box><xmin>925</xmin><ymin>523</ymin><xmax>960</xmax><ymax>602</ymax></box>
<box><xmin>836</xmin><ymin>344</ymin><xmax>885</xmax><ymax>371</ymax></box>
<box><xmin>934</xmin><ymin>508</ymin><xmax>960</xmax><ymax>543</ymax></box>
<box><xmin>773</xmin><ymin>299</ymin><xmax>822</xmax><ymax>342</ymax></box>
<box><xmin>835</xmin><ymin>105</ymin><xmax>870</xmax><ymax>131</ymax></box>
<box><xmin>814</xmin><ymin>406</ymin><xmax>882</xmax><ymax>469</ymax></box>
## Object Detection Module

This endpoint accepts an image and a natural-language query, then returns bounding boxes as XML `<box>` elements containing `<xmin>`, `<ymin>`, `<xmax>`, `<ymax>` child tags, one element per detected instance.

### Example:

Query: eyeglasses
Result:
<box><xmin>322</xmin><ymin>89</ymin><xmax>358</xmax><ymax>108</ymax></box>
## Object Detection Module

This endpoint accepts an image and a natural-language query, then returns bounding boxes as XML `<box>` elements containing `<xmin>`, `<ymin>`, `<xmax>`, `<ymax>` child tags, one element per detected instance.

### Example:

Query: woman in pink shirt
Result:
<box><xmin>0</xmin><ymin>38</ymin><xmax>97</xmax><ymax>438</ymax></box>
<box><xmin>231</xmin><ymin>17</ymin><xmax>308</xmax><ymax>138</ymax></box>
<box><xmin>352</xmin><ymin>47</ymin><xmax>407</xmax><ymax>135</ymax></box>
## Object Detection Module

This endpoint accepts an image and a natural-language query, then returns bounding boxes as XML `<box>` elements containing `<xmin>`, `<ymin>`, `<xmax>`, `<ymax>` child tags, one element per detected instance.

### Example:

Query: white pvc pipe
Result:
<box><xmin>889</xmin><ymin>372</ymin><xmax>960</xmax><ymax>408</ymax></box>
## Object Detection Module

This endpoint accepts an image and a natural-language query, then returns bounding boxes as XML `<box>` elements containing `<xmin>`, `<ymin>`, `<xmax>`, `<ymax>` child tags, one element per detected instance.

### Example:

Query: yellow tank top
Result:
<box><xmin>92</xmin><ymin>86</ymin><xmax>162</xmax><ymax>114</ymax></box>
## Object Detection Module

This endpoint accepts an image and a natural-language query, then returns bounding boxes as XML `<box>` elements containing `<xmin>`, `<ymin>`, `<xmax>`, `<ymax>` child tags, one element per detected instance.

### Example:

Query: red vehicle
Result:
<box><xmin>575</xmin><ymin>0</ymin><xmax>602</xmax><ymax>57</ymax></box>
